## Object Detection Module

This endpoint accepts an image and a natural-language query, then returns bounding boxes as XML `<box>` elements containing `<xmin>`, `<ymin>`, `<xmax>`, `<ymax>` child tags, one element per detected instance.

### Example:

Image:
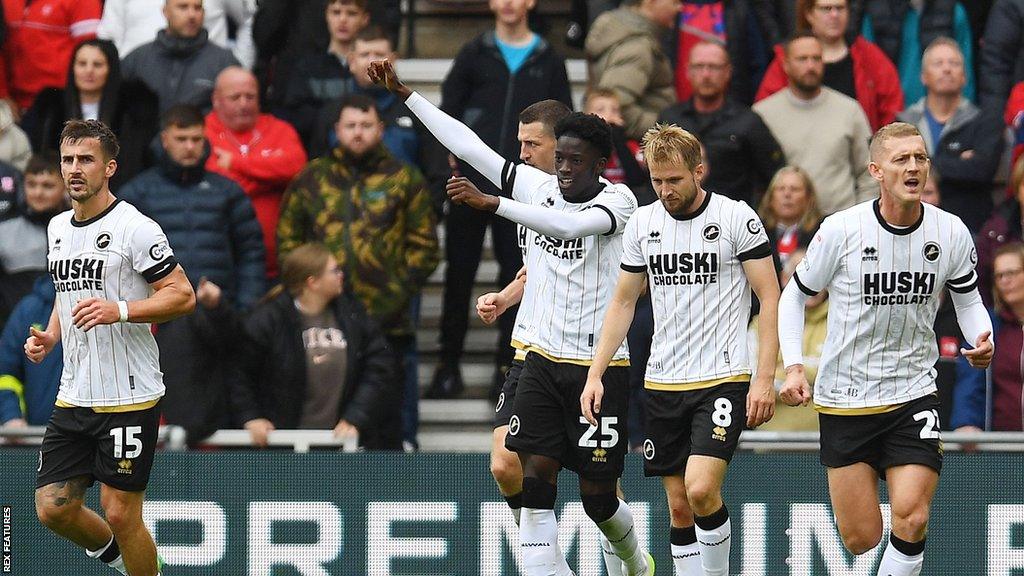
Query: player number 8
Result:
<box><xmin>712</xmin><ymin>398</ymin><xmax>733</xmax><ymax>428</ymax></box>
<box><xmin>110</xmin><ymin>426</ymin><xmax>143</xmax><ymax>459</ymax></box>
<box><xmin>578</xmin><ymin>416</ymin><xmax>619</xmax><ymax>448</ymax></box>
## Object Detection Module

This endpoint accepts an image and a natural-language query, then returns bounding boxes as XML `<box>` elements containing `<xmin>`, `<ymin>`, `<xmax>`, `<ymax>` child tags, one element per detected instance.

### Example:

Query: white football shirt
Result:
<box><xmin>793</xmin><ymin>199</ymin><xmax>977</xmax><ymax>409</ymax></box>
<box><xmin>47</xmin><ymin>200</ymin><xmax>177</xmax><ymax>407</ymax></box>
<box><xmin>502</xmin><ymin>162</ymin><xmax>637</xmax><ymax>363</ymax></box>
<box><xmin>620</xmin><ymin>191</ymin><xmax>772</xmax><ymax>389</ymax></box>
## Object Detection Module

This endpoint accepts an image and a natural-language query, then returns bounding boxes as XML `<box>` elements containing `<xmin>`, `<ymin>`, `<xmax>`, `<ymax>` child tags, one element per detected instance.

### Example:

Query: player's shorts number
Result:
<box><xmin>712</xmin><ymin>398</ymin><xmax>733</xmax><ymax>428</ymax></box>
<box><xmin>578</xmin><ymin>416</ymin><xmax>619</xmax><ymax>448</ymax></box>
<box><xmin>110</xmin><ymin>426</ymin><xmax>143</xmax><ymax>459</ymax></box>
<box><xmin>913</xmin><ymin>409</ymin><xmax>941</xmax><ymax>440</ymax></box>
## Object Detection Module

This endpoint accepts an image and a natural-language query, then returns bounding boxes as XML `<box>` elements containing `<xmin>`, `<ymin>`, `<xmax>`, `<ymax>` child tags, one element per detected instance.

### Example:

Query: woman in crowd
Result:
<box><xmin>755</xmin><ymin>0</ymin><xmax>903</xmax><ymax>130</ymax></box>
<box><xmin>757</xmin><ymin>165</ymin><xmax>823</xmax><ymax>271</ymax></box>
<box><xmin>232</xmin><ymin>243</ymin><xmax>401</xmax><ymax>450</ymax></box>
<box><xmin>952</xmin><ymin>243</ymin><xmax>1024</xmax><ymax>432</ymax></box>
<box><xmin>22</xmin><ymin>39</ymin><xmax>158</xmax><ymax>187</ymax></box>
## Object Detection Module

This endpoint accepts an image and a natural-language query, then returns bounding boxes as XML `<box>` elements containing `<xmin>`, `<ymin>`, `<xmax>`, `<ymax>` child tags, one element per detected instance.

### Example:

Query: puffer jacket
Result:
<box><xmin>586</xmin><ymin>7</ymin><xmax>676</xmax><ymax>140</ymax></box>
<box><xmin>118</xmin><ymin>145</ymin><xmax>266</xmax><ymax>310</ymax></box>
<box><xmin>276</xmin><ymin>144</ymin><xmax>439</xmax><ymax>336</ymax></box>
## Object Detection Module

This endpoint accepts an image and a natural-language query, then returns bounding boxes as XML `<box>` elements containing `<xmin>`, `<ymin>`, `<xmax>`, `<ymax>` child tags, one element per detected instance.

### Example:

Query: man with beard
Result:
<box><xmin>754</xmin><ymin>33</ymin><xmax>875</xmax><ymax>215</ymax></box>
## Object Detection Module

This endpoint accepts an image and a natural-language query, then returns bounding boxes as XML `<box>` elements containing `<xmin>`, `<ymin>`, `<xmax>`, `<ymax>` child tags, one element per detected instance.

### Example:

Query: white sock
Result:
<box><xmin>670</xmin><ymin>543</ymin><xmax>701</xmax><ymax>575</ymax></box>
<box><xmin>695</xmin><ymin>508</ymin><xmax>731</xmax><ymax>576</ymax></box>
<box><xmin>600</xmin><ymin>533</ymin><xmax>625</xmax><ymax>576</ymax></box>
<box><xmin>85</xmin><ymin>536</ymin><xmax>128</xmax><ymax>576</ymax></box>
<box><xmin>877</xmin><ymin>537</ymin><xmax>924</xmax><ymax>576</ymax></box>
<box><xmin>597</xmin><ymin>499</ymin><xmax>648</xmax><ymax>576</ymax></box>
<box><xmin>521</xmin><ymin>507</ymin><xmax>574</xmax><ymax>576</ymax></box>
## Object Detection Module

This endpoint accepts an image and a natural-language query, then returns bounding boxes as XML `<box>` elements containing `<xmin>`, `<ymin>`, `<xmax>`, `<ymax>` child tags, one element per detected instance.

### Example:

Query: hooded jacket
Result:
<box><xmin>118</xmin><ymin>144</ymin><xmax>266</xmax><ymax>310</ymax></box>
<box><xmin>121</xmin><ymin>28</ymin><xmax>239</xmax><ymax>113</ymax></box>
<box><xmin>277</xmin><ymin>144</ymin><xmax>439</xmax><ymax>336</ymax></box>
<box><xmin>586</xmin><ymin>7</ymin><xmax>675</xmax><ymax>140</ymax></box>
<box><xmin>898</xmin><ymin>97</ymin><xmax>1005</xmax><ymax>232</ymax></box>
<box><xmin>233</xmin><ymin>290</ymin><xmax>399</xmax><ymax>449</ymax></box>
<box><xmin>0</xmin><ymin>276</ymin><xmax>62</xmax><ymax>425</ymax></box>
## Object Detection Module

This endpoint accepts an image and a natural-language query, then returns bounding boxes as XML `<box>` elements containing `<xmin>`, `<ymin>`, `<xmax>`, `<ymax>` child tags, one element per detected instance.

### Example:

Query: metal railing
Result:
<box><xmin>3</xmin><ymin>426</ymin><xmax>1024</xmax><ymax>453</ymax></box>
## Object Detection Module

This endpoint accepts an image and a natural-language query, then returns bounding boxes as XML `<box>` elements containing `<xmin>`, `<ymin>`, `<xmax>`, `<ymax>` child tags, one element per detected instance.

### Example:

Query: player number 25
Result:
<box><xmin>578</xmin><ymin>416</ymin><xmax>619</xmax><ymax>448</ymax></box>
<box><xmin>912</xmin><ymin>409</ymin><xmax>941</xmax><ymax>440</ymax></box>
<box><xmin>110</xmin><ymin>426</ymin><xmax>143</xmax><ymax>459</ymax></box>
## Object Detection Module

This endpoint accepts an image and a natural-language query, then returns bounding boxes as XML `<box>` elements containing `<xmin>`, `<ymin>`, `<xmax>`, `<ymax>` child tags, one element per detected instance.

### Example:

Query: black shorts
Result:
<box><xmin>504</xmin><ymin>353</ymin><xmax>630</xmax><ymax>481</ymax></box>
<box><xmin>819</xmin><ymin>394</ymin><xmax>943</xmax><ymax>475</ymax></box>
<box><xmin>493</xmin><ymin>359</ymin><xmax>525</xmax><ymax>429</ymax></box>
<box><xmin>642</xmin><ymin>382</ymin><xmax>748</xmax><ymax>477</ymax></box>
<box><xmin>36</xmin><ymin>403</ymin><xmax>161</xmax><ymax>492</ymax></box>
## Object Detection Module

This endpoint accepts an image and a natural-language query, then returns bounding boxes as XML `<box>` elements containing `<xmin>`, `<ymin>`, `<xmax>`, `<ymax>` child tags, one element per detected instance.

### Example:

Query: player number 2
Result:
<box><xmin>913</xmin><ymin>409</ymin><xmax>941</xmax><ymax>440</ymax></box>
<box><xmin>712</xmin><ymin>398</ymin><xmax>733</xmax><ymax>428</ymax></box>
<box><xmin>578</xmin><ymin>416</ymin><xmax>619</xmax><ymax>448</ymax></box>
<box><xmin>110</xmin><ymin>426</ymin><xmax>143</xmax><ymax>459</ymax></box>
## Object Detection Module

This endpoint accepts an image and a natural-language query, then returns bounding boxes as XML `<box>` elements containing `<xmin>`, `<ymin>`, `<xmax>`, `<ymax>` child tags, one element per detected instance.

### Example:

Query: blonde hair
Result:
<box><xmin>265</xmin><ymin>243</ymin><xmax>334</xmax><ymax>301</ymax></box>
<box><xmin>757</xmin><ymin>165</ymin><xmax>823</xmax><ymax>234</ymax></box>
<box><xmin>869</xmin><ymin>122</ymin><xmax>923</xmax><ymax>162</ymax></box>
<box><xmin>641</xmin><ymin>123</ymin><xmax>702</xmax><ymax>171</ymax></box>
<box><xmin>993</xmin><ymin>242</ymin><xmax>1024</xmax><ymax>315</ymax></box>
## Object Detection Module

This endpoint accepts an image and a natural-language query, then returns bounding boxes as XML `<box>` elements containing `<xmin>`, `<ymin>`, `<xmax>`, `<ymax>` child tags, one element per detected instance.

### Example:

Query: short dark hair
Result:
<box><xmin>354</xmin><ymin>24</ymin><xmax>391</xmax><ymax>46</ymax></box>
<box><xmin>327</xmin><ymin>0</ymin><xmax>367</xmax><ymax>10</ymax></box>
<box><xmin>554</xmin><ymin>112</ymin><xmax>613</xmax><ymax>159</ymax></box>
<box><xmin>25</xmin><ymin>151</ymin><xmax>60</xmax><ymax>177</ymax></box>
<box><xmin>337</xmin><ymin>94</ymin><xmax>380</xmax><ymax>118</ymax></box>
<box><xmin>60</xmin><ymin>119</ymin><xmax>120</xmax><ymax>160</ymax></box>
<box><xmin>161</xmin><ymin>104</ymin><xmax>205</xmax><ymax>130</ymax></box>
<box><xmin>519</xmin><ymin>100</ymin><xmax>572</xmax><ymax>135</ymax></box>
<box><xmin>784</xmin><ymin>31</ymin><xmax>820</xmax><ymax>56</ymax></box>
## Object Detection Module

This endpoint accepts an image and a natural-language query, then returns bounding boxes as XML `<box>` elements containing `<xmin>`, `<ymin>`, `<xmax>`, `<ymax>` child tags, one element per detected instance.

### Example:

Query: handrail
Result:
<box><xmin>3</xmin><ymin>427</ymin><xmax>1024</xmax><ymax>453</ymax></box>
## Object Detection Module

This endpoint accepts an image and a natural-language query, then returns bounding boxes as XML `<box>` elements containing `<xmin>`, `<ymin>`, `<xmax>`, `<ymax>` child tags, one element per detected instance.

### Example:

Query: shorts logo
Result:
<box><xmin>712</xmin><ymin>426</ymin><xmax>728</xmax><ymax>442</ymax></box>
<box><xmin>117</xmin><ymin>459</ymin><xmax>134</xmax><ymax>475</ymax></box>
<box><xmin>37</xmin><ymin>451</ymin><xmax>42</xmax><ymax>472</ymax></box>
<box><xmin>642</xmin><ymin>439</ymin><xmax>655</xmax><ymax>461</ymax></box>
<box><xmin>495</xmin><ymin>393</ymin><xmax>505</xmax><ymax>414</ymax></box>
<box><xmin>923</xmin><ymin>242</ymin><xmax>941</xmax><ymax>262</ymax></box>
<box><xmin>702</xmin><ymin>224</ymin><xmax>721</xmax><ymax>242</ymax></box>
<box><xmin>95</xmin><ymin>232</ymin><xmax>112</xmax><ymax>250</ymax></box>
<box><xmin>592</xmin><ymin>447</ymin><xmax>608</xmax><ymax>463</ymax></box>
<box><xmin>746</xmin><ymin>218</ymin><xmax>762</xmax><ymax>235</ymax></box>
<box><xmin>508</xmin><ymin>415</ymin><xmax>521</xmax><ymax>436</ymax></box>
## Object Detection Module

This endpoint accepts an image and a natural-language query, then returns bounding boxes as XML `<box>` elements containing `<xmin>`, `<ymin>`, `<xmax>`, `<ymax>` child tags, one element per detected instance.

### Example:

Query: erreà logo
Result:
<box><xmin>95</xmin><ymin>232</ymin><xmax>112</xmax><ymax>250</ymax></box>
<box><xmin>863</xmin><ymin>246</ymin><xmax>878</xmax><ymax>261</ymax></box>
<box><xmin>649</xmin><ymin>230</ymin><xmax>661</xmax><ymax>243</ymax></box>
<box><xmin>923</xmin><ymin>242</ymin><xmax>941</xmax><ymax>262</ymax></box>
<box><xmin>702</xmin><ymin>223</ymin><xmax>721</xmax><ymax>242</ymax></box>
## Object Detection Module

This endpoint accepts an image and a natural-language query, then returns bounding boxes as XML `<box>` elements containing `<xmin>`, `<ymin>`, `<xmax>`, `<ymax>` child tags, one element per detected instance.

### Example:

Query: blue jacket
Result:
<box><xmin>0</xmin><ymin>277</ymin><xmax>61</xmax><ymax>425</ymax></box>
<box><xmin>118</xmin><ymin>146</ymin><xmax>266</xmax><ymax>310</ymax></box>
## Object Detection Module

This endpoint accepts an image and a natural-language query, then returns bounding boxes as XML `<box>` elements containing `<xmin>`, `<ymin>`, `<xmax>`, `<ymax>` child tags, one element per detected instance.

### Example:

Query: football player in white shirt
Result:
<box><xmin>777</xmin><ymin>122</ymin><xmax>993</xmax><ymax>576</ymax></box>
<box><xmin>582</xmin><ymin>124</ymin><xmax>780</xmax><ymax>576</ymax></box>
<box><xmin>371</xmin><ymin>60</ymin><xmax>654</xmax><ymax>576</ymax></box>
<box><xmin>25</xmin><ymin>120</ymin><xmax>195</xmax><ymax>576</ymax></box>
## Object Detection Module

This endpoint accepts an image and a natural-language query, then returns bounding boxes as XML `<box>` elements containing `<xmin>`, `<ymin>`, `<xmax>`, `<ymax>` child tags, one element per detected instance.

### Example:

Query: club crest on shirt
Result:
<box><xmin>95</xmin><ymin>232</ymin><xmax>112</xmax><ymax>250</ymax></box>
<box><xmin>702</xmin><ymin>223</ymin><xmax>721</xmax><ymax>242</ymax></box>
<box><xmin>923</xmin><ymin>242</ymin><xmax>941</xmax><ymax>262</ymax></box>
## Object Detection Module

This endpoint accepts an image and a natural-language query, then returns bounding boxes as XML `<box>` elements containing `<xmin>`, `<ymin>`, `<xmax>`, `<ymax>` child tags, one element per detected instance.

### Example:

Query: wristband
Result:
<box><xmin>117</xmin><ymin>301</ymin><xmax>129</xmax><ymax>323</ymax></box>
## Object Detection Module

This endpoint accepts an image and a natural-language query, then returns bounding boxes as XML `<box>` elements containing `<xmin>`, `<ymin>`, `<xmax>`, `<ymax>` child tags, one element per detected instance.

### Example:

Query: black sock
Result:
<box><xmin>694</xmin><ymin>504</ymin><xmax>729</xmax><ymax>531</ymax></box>
<box><xmin>890</xmin><ymin>533</ymin><xmax>926</xmax><ymax>556</ymax></box>
<box><xmin>504</xmin><ymin>492</ymin><xmax>522</xmax><ymax>510</ymax></box>
<box><xmin>98</xmin><ymin>537</ymin><xmax>121</xmax><ymax>563</ymax></box>
<box><xmin>670</xmin><ymin>526</ymin><xmax>697</xmax><ymax>546</ymax></box>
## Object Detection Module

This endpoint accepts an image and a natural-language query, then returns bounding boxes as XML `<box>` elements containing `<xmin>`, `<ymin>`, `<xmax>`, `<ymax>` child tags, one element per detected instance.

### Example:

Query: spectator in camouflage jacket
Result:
<box><xmin>276</xmin><ymin>94</ymin><xmax>439</xmax><ymax>338</ymax></box>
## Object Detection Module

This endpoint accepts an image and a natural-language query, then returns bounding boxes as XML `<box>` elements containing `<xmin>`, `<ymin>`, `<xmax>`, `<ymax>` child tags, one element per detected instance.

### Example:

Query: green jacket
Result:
<box><xmin>277</xmin><ymin>145</ymin><xmax>439</xmax><ymax>335</ymax></box>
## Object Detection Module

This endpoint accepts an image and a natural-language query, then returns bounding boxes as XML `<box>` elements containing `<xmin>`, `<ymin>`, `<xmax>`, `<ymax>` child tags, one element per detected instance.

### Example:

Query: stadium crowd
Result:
<box><xmin>1</xmin><ymin>0</ymin><xmax>1024</xmax><ymax>451</ymax></box>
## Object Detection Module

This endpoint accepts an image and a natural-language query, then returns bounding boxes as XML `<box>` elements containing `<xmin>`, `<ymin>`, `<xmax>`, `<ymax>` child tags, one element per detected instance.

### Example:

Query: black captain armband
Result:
<box><xmin>737</xmin><ymin>241</ymin><xmax>772</xmax><ymax>262</ymax></box>
<box><xmin>142</xmin><ymin>257</ymin><xmax>178</xmax><ymax>283</ymax></box>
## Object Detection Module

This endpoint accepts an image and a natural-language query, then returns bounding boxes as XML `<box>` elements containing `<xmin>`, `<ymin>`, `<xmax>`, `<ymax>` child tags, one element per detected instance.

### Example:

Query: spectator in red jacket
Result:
<box><xmin>755</xmin><ymin>0</ymin><xmax>903</xmax><ymax>130</ymax></box>
<box><xmin>1006</xmin><ymin>81</ymin><xmax>1024</xmax><ymax>171</ymax></box>
<box><xmin>2</xmin><ymin>0</ymin><xmax>101</xmax><ymax>113</ymax></box>
<box><xmin>205</xmin><ymin>66</ymin><xmax>307</xmax><ymax>279</ymax></box>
